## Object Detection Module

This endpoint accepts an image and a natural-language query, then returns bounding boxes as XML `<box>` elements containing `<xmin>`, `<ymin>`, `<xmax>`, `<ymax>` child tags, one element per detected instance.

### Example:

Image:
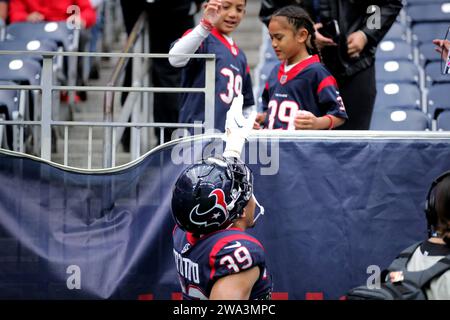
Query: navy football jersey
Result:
<box><xmin>177</xmin><ymin>28</ymin><xmax>255</xmax><ymax>132</ymax></box>
<box><xmin>172</xmin><ymin>226</ymin><xmax>272</xmax><ymax>300</ymax></box>
<box><xmin>262</xmin><ymin>55</ymin><xmax>347</xmax><ymax>130</ymax></box>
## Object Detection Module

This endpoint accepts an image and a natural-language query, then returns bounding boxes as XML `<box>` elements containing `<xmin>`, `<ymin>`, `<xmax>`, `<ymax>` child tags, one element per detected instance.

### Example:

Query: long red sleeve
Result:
<box><xmin>9</xmin><ymin>0</ymin><xmax>30</xmax><ymax>23</ymax></box>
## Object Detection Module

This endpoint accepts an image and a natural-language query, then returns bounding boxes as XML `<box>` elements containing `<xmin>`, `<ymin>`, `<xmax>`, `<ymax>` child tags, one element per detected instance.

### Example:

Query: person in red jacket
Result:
<box><xmin>9</xmin><ymin>0</ymin><xmax>96</xmax><ymax>28</ymax></box>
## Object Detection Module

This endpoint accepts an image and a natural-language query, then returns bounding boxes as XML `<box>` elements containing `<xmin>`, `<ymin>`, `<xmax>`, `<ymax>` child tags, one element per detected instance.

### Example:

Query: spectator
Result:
<box><xmin>9</xmin><ymin>0</ymin><xmax>96</xmax><ymax>27</ymax></box>
<box><xmin>405</xmin><ymin>171</ymin><xmax>450</xmax><ymax>299</ymax></box>
<box><xmin>120</xmin><ymin>0</ymin><xmax>201</xmax><ymax>149</ymax></box>
<box><xmin>256</xmin><ymin>5</ymin><xmax>347</xmax><ymax>130</ymax></box>
<box><xmin>259</xmin><ymin>0</ymin><xmax>403</xmax><ymax>130</ymax></box>
<box><xmin>0</xmin><ymin>0</ymin><xmax>8</xmax><ymax>22</ymax></box>
<box><xmin>169</xmin><ymin>0</ymin><xmax>255</xmax><ymax>134</ymax></box>
<box><xmin>171</xmin><ymin>95</ymin><xmax>272</xmax><ymax>300</ymax></box>
<box><xmin>9</xmin><ymin>0</ymin><xmax>97</xmax><ymax>102</ymax></box>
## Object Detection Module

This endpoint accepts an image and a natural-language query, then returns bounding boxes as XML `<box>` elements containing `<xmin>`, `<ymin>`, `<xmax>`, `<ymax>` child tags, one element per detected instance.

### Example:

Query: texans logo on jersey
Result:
<box><xmin>189</xmin><ymin>189</ymin><xmax>229</xmax><ymax>228</ymax></box>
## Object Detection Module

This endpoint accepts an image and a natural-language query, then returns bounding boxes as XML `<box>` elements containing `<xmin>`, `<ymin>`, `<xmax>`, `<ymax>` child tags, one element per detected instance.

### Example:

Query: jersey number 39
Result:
<box><xmin>220</xmin><ymin>68</ymin><xmax>243</xmax><ymax>104</ymax></box>
<box><xmin>219</xmin><ymin>246</ymin><xmax>253</xmax><ymax>272</ymax></box>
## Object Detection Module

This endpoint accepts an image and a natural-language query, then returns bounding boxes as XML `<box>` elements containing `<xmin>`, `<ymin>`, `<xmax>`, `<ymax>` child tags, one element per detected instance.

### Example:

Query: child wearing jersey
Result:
<box><xmin>256</xmin><ymin>5</ymin><xmax>347</xmax><ymax>130</ymax></box>
<box><xmin>169</xmin><ymin>0</ymin><xmax>254</xmax><ymax>133</ymax></box>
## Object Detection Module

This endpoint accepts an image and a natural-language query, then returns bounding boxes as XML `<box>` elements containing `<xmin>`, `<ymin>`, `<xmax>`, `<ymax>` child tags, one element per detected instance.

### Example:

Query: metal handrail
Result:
<box><xmin>103</xmin><ymin>12</ymin><xmax>147</xmax><ymax>120</ymax></box>
<box><xmin>0</xmin><ymin>50</ymin><xmax>216</xmax><ymax>168</ymax></box>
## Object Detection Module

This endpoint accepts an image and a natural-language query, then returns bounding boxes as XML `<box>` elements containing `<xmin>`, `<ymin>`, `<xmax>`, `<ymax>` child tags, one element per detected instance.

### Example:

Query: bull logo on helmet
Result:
<box><xmin>189</xmin><ymin>189</ymin><xmax>229</xmax><ymax>228</ymax></box>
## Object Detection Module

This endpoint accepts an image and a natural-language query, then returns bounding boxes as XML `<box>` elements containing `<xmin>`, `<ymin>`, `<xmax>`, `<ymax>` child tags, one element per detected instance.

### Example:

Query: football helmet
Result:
<box><xmin>171</xmin><ymin>156</ymin><xmax>253</xmax><ymax>235</ymax></box>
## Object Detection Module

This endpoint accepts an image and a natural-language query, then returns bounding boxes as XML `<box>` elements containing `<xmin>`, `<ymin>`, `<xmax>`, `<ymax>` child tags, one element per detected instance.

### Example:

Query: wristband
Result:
<box><xmin>200</xmin><ymin>18</ymin><xmax>213</xmax><ymax>31</ymax></box>
<box><xmin>324</xmin><ymin>115</ymin><xmax>334</xmax><ymax>130</ymax></box>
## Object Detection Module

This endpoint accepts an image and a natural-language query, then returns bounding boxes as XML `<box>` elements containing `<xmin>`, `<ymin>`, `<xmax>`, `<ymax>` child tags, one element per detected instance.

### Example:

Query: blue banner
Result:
<box><xmin>0</xmin><ymin>136</ymin><xmax>449</xmax><ymax>299</ymax></box>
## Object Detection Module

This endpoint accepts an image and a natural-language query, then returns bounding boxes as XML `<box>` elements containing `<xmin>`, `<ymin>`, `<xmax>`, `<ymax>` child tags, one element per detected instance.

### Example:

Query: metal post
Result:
<box><xmin>40</xmin><ymin>55</ymin><xmax>54</xmax><ymax>160</ymax></box>
<box><xmin>204</xmin><ymin>58</ymin><xmax>216</xmax><ymax>132</ymax></box>
<box><xmin>103</xmin><ymin>90</ymin><xmax>114</xmax><ymax>168</ymax></box>
<box><xmin>131</xmin><ymin>44</ymin><xmax>142</xmax><ymax>160</ymax></box>
<box><xmin>141</xmin><ymin>19</ymin><xmax>150</xmax><ymax>150</ymax></box>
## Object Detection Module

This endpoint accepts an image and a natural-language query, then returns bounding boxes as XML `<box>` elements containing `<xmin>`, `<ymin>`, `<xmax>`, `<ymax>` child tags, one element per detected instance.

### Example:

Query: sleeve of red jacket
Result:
<box><xmin>9</xmin><ymin>0</ymin><xmax>30</xmax><ymax>23</ymax></box>
<box><xmin>76</xmin><ymin>0</ymin><xmax>96</xmax><ymax>28</ymax></box>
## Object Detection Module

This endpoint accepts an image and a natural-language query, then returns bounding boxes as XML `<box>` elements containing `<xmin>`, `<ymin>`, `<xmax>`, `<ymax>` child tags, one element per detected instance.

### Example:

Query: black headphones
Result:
<box><xmin>424</xmin><ymin>170</ymin><xmax>450</xmax><ymax>237</ymax></box>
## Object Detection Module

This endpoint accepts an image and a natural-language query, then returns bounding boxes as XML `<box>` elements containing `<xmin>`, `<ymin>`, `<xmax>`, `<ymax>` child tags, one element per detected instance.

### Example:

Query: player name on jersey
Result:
<box><xmin>173</xmin><ymin>249</ymin><xmax>200</xmax><ymax>284</ymax></box>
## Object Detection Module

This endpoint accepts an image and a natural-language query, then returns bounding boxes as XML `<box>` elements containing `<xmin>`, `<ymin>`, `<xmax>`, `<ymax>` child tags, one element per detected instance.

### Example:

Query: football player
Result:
<box><xmin>171</xmin><ymin>96</ymin><xmax>272</xmax><ymax>299</ymax></box>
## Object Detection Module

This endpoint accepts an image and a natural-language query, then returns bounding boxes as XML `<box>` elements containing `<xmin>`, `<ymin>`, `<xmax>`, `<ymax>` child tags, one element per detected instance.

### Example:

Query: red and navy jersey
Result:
<box><xmin>262</xmin><ymin>55</ymin><xmax>348</xmax><ymax>130</ymax></box>
<box><xmin>177</xmin><ymin>28</ymin><xmax>255</xmax><ymax>132</ymax></box>
<box><xmin>172</xmin><ymin>226</ymin><xmax>272</xmax><ymax>300</ymax></box>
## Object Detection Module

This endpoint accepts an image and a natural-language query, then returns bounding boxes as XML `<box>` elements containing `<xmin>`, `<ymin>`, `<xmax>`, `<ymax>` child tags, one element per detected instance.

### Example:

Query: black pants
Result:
<box><xmin>120</xmin><ymin>1</ymin><xmax>194</xmax><ymax>148</ymax></box>
<box><xmin>335</xmin><ymin>64</ymin><xmax>377</xmax><ymax>130</ymax></box>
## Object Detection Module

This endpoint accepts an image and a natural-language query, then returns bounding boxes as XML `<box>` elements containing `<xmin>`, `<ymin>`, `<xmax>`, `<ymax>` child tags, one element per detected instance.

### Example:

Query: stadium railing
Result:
<box><xmin>0</xmin><ymin>50</ymin><xmax>216</xmax><ymax>169</ymax></box>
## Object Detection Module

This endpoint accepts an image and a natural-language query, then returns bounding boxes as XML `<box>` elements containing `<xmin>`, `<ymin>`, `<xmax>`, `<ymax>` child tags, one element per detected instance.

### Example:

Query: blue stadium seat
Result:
<box><xmin>407</xmin><ymin>3</ymin><xmax>450</xmax><ymax>23</ymax></box>
<box><xmin>425</xmin><ymin>61</ymin><xmax>450</xmax><ymax>87</ymax></box>
<box><xmin>376</xmin><ymin>40</ymin><xmax>413</xmax><ymax>61</ymax></box>
<box><xmin>6</xmin><ymin>22</ymin><xmax>75</xmax><ymax>51</ymax></box>
<box><xmin>427</xmin><ymin>84</ymin><xmax>450</xmax><ymax>118</ymax></box>
<box><xmin>0</xmin><ymin>39</ymin><xmax>58</xmax><ymax>62</ymax></box>
<box><xmin>370</xmin><ymin>109</ymin><xmax>430</xmax><ymax>130</ymax></box>
<box><xmin>0</xmin><ymin>56</ymin><xmax>41</xmax><ymax>85</ymax></box>
<box><xmin>418</xmin><ymin>42</ymin><xmax>444</xmax><ymax>66</ymax></box>
<box><xmin>0</xmin><ymin>81</ymin><xmax>19</xmax><ymax>120</ymax></box>
<box><xmin>406</xmin><ymin>0</ymin><xmax>450</xmax><ymax>5</ymax></box>
<box><xmin>436</xmin><ymin>110</ymin><xmax>450</xmax><ymax>130</ymax></box>
<box><xmin>411</xmin><ymin>22</ymin><xmax>449</xmax><ymax>44</ymax></box>
<box><xmin>383</xmin><ymin>23</ymin><xmax>408</xmax><ymax>42</ymax></box>
<box><xmin>375</xmin><ymin>60</ymin><xmax>420</xmax><ymax>84</ymax></box>
<box><xmin>375</xmin><ymin>83</ymin><xmax>421</xmax><ymax>110</ymax></box>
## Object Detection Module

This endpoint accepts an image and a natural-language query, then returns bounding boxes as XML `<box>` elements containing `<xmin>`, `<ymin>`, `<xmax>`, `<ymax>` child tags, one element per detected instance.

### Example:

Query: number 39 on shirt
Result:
<box><xmin>219</xmin><ymin>68</ymin><xmax>243</xmax><ymax>104</ymax></box>
<box><xmin>267</xmin><ymin>100</ymin><xmax>300</xmax><ymax>130</ymax></box>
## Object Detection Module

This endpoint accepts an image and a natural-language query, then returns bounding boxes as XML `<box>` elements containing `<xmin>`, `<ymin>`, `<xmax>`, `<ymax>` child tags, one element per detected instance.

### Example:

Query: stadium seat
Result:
<box><xmin>376</xmin><ymin>40</ymin><xmax>413</xmax><ymax>61</ymax></box>
<box><xmin>407</xmin><ymin>3</ymin><xmax>450</xmax><ymax>23</ymax></box>
<box><xmin>6</xmin><ymin>22</ymin><xmax>76</xmax><ymax>51</ymax></box>
<box><xmin>411</xmin><ymin>22</ymin><xmax>450</xmax><ymax>45</ymax></box>
<box><xmin>0</xmin><ymin>81</ymin><xmax>19</xmax><ymax>120</ymax></box>
<box><xmin>0</xmin><ymin>39</ymin><xmax>58</xmax><ymax>63</ymax></box>
<box><xmin>418</xmin><ymin>42</ymin><xmax>444</xmax><ymax>66</ymax></box>
<box><xmin>383</xmin><ymin>23</ymin><xmax>408</xmax><ymax>42</ymax></box>
<box><xmin>0</xmin><ymin>81</ymin><xmax>21</xmax><ymax>149</ymax></box>
<box><xmin>406</xmin><ymin>0</ymin><xmax>450</xmax><ymax>5</ymax></box>
<box><xmin>375</xmin><ymin>60</ymin><xmax>420</xmax><ymax>84</ymax></box>
<box><xmin>427</xmin><ymin>84</ymin><xmax>450</xmax><ymax>118</ymax></box>
<box><xmin>425</xmin><ymin>61</ymin><xmax>450</xmax><ymax>87</ymax></box>
<box><xmin>370</xmin><ymin>109</ymin><xmax>430</xmax><ymax>130</ymax></box>
<box><xmin>436</xmin><ymin>110</ymin><xmax>450</xmax><ymax>130</ymax></box>
<box><xmin>0</xmin><ymin>56</ymin><xmax>41</xmax><ymax>85</ymax></box>
<box><xmin>375</xmin><ymin>83</ymin><xmax>421</xmax><ymax>110</ymax></box>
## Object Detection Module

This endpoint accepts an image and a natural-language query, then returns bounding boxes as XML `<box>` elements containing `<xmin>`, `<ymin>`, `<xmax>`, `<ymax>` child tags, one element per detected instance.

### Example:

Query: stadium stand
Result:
<box><xmin>0</xmin><ymin>56</ymin><xmax>41</xmax><ymax>85</ymax></box>
<box><xmin>6</xmin><ymin>22</ymin><xmax>76</xmax><ymax>51</ymax></box>
<box><xmin>0</xmin><ymin>39</ymin><xmax>58</xmax><ymax>63</ymax></box>
<box><xmin>375</xmin><ymin>83</ymin><xmax>421</xmax><ymax>111</ymax></box>
<box><xmin>383</xmin><ymin>22</ymin><xmax>408</xmax><ymax>42</ymax></box>
<box><xmin>436</xmin><ymin>110</ymin><xmax>450</xmax><ymax>130</ymax></box>
<box><xmin>0</xmin><ymin>80</ymin><xmax>19</xmax><ymax>120</ymax></box>
<box><xmin>425</xmin><ymin>61</ymin><xmax>450</xmax><ymax>87</ymax></box>
<box><xmin>376</xmin><ymin>40</ymin><xmax>414</xmax><ymax>61</ymax></box>
<box><xmin>375</xmin><ymin>60</ymin><xmax>420</xmax><ymax>85</ymax></box>
<box><xmin>370</xmin><ymin>109</ymin><xmax>430</xmax><ymax>131</ymax></box>
<box><xmin>427</xmin><ymin>83</ymin><xmax>450</xmax><ymax>118</ymax></box>
<box><xmin>418</xmin><ymin>42</ymin><xmax>444</xmax><ymax>67</ymax></box>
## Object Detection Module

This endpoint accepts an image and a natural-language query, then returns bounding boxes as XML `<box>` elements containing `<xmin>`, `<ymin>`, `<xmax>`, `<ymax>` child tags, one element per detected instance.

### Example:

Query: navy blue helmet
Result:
<box><xmin>171</xmin><ymin>156</ymin><xmax>253</xmax><ymax>235</ymax></box>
